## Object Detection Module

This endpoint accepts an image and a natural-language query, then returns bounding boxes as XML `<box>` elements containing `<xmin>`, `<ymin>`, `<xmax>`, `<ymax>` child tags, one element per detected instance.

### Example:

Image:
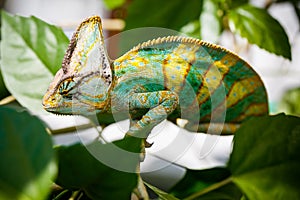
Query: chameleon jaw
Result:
<box><xmin>42</xmin><ymin>101</ymin><xmax>76</xmax><ymax>115</ymax></box>
<box><xmin>42</xmin><ymin>97</ymin><xmax>61</xmax><ymax>114</ymax></box>
<box><xmin>42</xmin><ymin>94</ymin><xmax>105</xmax><ymax>115</ymax></box>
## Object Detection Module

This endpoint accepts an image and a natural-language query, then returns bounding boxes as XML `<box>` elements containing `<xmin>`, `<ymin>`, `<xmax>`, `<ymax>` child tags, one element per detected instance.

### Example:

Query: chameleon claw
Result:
<box><xmin>144</xmin><ymin>139</ymin><xmax>153</xmax><ymax>148</ymax></box>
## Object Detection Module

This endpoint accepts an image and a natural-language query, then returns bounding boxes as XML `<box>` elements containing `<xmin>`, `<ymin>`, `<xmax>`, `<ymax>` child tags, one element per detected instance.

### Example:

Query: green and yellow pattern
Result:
<box><xmin>43</xmin><ymin>16</ymin><xmax>268</xmax><ymax>136</ymax></box>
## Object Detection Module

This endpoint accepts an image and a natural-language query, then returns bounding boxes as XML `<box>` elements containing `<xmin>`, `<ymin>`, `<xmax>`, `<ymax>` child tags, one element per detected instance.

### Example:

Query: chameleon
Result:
<box><xmin>42</xmin><ymin>16</ymin><xmax>268</xmax><ymax>137</ymax></box>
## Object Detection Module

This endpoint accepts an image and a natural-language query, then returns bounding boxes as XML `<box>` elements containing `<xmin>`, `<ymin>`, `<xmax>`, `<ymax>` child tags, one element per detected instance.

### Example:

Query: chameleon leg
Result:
<box><xmin>127</xmin><ymin>90</ymin><xmax>178</xmax><ymax>138</ymax></box>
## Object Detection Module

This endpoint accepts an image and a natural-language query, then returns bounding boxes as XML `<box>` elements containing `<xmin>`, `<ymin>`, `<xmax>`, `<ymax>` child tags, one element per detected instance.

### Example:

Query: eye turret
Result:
<box><xmin>58</xmin><ymin>78</ymin><xmax>75</xmax><ymax>97</ymax></box>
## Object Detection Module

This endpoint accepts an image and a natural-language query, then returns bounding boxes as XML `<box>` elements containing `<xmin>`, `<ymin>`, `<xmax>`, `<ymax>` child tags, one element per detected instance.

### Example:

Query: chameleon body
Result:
<box><xmin>43</xmin><ymin>16</ymin><xmax>268</xmax><ymax>136</ymax></box>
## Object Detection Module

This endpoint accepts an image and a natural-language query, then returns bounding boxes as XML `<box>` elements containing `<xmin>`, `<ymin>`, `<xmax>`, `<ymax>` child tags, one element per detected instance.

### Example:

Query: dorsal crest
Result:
<box><xmin>129</xmin><ymin>35</ymin><xmax>237</xmax><ymax>58</ymax></box>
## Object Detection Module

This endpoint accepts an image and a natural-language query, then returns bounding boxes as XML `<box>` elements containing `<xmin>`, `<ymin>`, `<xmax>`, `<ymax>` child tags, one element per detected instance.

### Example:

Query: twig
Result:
<box><xmin>184</xmin><ymin>177</ymin><xmax>232</xmax><ymax>200</ymax></box>
<box><xmin>0</xmin><ymin>95</ymin><xmax>15</xmax><ymax>105</ymax></box>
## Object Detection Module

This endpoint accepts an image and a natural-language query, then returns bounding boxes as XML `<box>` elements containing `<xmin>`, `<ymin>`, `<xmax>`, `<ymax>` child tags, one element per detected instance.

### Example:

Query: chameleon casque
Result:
<box><xmin>43</xmin><ymin>16</ymin><xmax>268</xmax><ymax>138</ymax></box>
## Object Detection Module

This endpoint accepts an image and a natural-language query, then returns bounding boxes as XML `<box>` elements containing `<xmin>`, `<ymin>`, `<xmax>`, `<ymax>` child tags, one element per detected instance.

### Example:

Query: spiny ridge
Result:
<box><xmin>129</xmin><ymin>35</ymin><xmax>237</xmax><ymax>56</ymax></box>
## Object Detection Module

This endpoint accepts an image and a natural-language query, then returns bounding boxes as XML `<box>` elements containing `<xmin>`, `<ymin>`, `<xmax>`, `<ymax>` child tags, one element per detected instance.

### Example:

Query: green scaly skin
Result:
<box><xmin>43</xmin><ymin>16</ymin><xmax>268</xmax><ymax>137</ymax></box>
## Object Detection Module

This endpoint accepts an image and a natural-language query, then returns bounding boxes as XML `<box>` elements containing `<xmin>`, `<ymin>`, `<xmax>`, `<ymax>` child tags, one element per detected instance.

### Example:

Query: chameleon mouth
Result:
<box><xmin>42</xmin><ymin>103</ymin><xmax>57</xmax><ymax>113</ymax></box>
<box><xmin>42</xmin><ymin>103</ymin><xmax>74</xmax><ymax>116</ymax></box>
<box><xmin>42</xmin><ymin>95</ymin><xmax>58</xmax><ymax>113</ymax></box>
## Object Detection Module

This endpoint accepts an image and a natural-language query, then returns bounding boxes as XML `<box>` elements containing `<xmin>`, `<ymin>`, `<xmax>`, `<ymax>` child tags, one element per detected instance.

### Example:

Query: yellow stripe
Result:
<box><xmin>226</xmin><ymin>76</ymin><xmax>262</xmax><ymax>108</ymax></box>
<box><xmin>163</xmin><ymin>44</ymin><xmax>199</xmax><ymax>92</ymax></box>
<box><xmin>173</xmin><ymin>43</ymin><xmax>199</xmax><ymax>61</ymax></box>
<box><xmin>163</xmin><ymin>54</ymin><xmax>190</xmax><ymax>92</ymax></box>
<box><xmin>196</xmin><ymin>54</ymin><xmax>234</xmax><ymax>104</ymax></box>
<box><xmin>215</xmin><ymin>53</ymin><xmax>240</xmax><ymax>68</ymax></box>
<box><xmin>114</xmin><ymin>51</ymin><xmax>139</xmax><ymax>71</ymax></box>
<box><xmin>234</xmin><ymin>103</ymin><xmax>268</xmax><ymax>121</ymax></box>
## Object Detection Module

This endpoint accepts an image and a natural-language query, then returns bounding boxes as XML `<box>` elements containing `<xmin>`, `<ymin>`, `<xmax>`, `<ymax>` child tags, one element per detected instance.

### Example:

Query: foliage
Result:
<box><xmin>227</xmin><ymin>4</ymin><xmax>291</xmax><ymax>59</ymax></box>
<box><xmin>279</xmin><ymin>87</ymin><xmax>300</xmax><ymax>116</ymax></box>
<box><xmin>0</xmin><ymin>107</ymin><xmax>56</xmax><ymax>200</ymax></box>
<box><xmin>0</xmin><ymin>10</ymin><xmax>300</xmax><ymax>200</ymax></box>
<box><xmin>54</xmin><ymin>138</ymin><xmax>141</xmax><ymax>199</ymax></box>
<box><xmin>125</xmin><ymin>0</ymin><xmax>202</xmax><ymax>32</ymax></box>
<box><xmin>102</xmin><ymin>0</ymin><xmax>125</xmax><ymax>10</ymax></box>
<box><xmin>116</xmin><ymin>0</ymin><xmax>292</xmax><ymax>60</ymax></box>
<box><xmin>228</xmin><ymin>114</ymin><xmax>300</xmax><ymax>199</ymax></box>
<box><xmin>0</xmin><ymin>11</ymin><xmax>69</xmax><ymax>113</ymax></box>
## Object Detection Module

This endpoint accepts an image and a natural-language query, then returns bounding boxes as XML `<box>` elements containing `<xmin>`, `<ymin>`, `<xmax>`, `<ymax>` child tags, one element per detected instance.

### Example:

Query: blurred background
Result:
<box><xmin>1</xmin><ymin>0</ymin><xmax>299</xmax><ymax>190</ymax></box>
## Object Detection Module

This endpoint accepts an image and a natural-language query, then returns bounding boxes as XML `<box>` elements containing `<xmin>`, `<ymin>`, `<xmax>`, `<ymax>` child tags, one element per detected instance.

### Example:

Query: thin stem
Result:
<box><xmin>70</xmin><ymin>190</ymin><xmax>81</xmax><ymax>200</ymax></box>
<box><xmin>0</xmin><ymin>95</ymin><xmax>15</xmax><ymax>105</ymax></box>
<box><xmin>48</xmin><ymin>123</ymin><xmax>95</xmax><ymax>135</ymax></box>
<box><xmin>184</xmin><ymin>177</ymin><xmax>232</xmax><ymax>200</ymax></box>
<box><xmin>76</xmin><ymin>191</ymin><xmax>84</xmax><ymax>200</ymax></box>
<box><xmin>52</xmin><ymin>189</ymin><xmax>69</xmax><ymax>200</ymax></box>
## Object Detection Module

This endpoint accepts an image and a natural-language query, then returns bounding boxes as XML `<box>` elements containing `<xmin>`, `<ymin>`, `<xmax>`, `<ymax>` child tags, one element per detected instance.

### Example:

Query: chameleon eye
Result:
<box><xmin>59</xmin><ymin>89</ymin><xmax>68</xmax><ymax>95</ymax></box>
<box><xmin>58</xmin><ymin>79</ymin><xmax>74</xmax><ymax>95</ymax></box>
<box><xmin>59</xmin><ymin>82</ymin><xmax>68</xmax><ymax>94</ymax></box>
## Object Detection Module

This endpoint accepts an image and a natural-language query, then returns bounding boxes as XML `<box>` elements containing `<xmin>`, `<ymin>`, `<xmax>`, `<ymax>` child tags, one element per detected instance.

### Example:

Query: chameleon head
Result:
<box><xmin>42</xmin><ymin>16</ymin><xmax>112</xmax><ymax>115</ymax></box>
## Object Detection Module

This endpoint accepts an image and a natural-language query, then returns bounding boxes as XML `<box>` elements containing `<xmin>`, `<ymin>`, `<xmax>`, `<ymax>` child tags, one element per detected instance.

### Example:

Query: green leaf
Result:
<box><xmin>228</xmin><ymin>114</ymin><xmax>300</xmax><ymax>199</ymax></box>
<box><xmin>228</xmin><ymin>4</ymin><xmax>291</xmax><ymax>60</ymax></box>
<box><xmin>171</xmin><ymin>168</ymin><xmax>242</xmax><ymax>200</ymax></box>
<box><xmin>102</xmin><ymin>0</ymin><xmax>125</xmax><ymax>9</ymax></box>
<box><xmin>0</xmin><ymin>11</ymin><xmax>69</xmax><ymax>113</ymax></box>
<box><xmin>279</xmin><ymin>87</ymin><xmax>300</xmax><ymax>116</ymax></box>
<box><xmin>197</xmin><ymin>183</ymin><xmax>242</xmax><ymax>200</ymax></box>
<box><xmin>0</xmin><ymin>107</ymin><xmax>57</xmax><ymax>200</ymax></box>
<box><xmin>55</xmin><ymin>136</ymin><xmax>142</xmax><ymax>199</ymax></box>
<box><xmin>125</xmin><ymin>0</ymin><xmax>202</xmax><ymax>31</ymax></box>
<box><xmin>230</xmin><ymin>0</ymin><xmax>249</xmax><ymax>8</ymax></box>
<box><xmin>171</xmin><ymin>168</ymin><xmax>231</xmax><ymax>198</ymax></box>
<box><xmin>180</xmin><ymin>20</ymin><xmax>201</xmax><ymax>39</ymax></box>
<box><xmin>200</xmin><ymin>0</ymin><xmax>223</xmax><ymax>43</ymax></box>
<box><xmin>186</xmin><ymin>182</ymin><xmax>242</xmax><ymax>200</ymax></box>
<box><xmin>145</xmin><ymin>182</ymin><xmax>180</xmax><ymax>200</ymax></box>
